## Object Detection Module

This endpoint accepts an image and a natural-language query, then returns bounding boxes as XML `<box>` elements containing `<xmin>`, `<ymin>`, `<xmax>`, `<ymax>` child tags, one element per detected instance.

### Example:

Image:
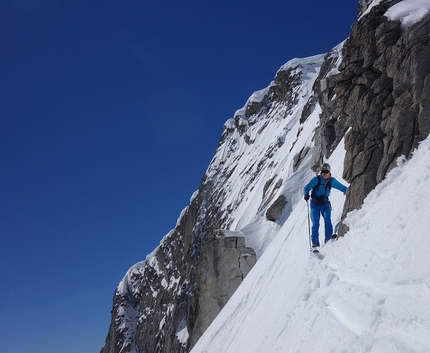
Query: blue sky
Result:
<box><xmin>0</xmin><ymin>1</ymin><xmax>356</xmax><ymax>352</ymax></box>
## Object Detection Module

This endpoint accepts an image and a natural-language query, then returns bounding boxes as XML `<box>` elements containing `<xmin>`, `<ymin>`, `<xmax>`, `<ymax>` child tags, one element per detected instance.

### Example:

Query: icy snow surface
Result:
<box><xmin>191</xmin><ymin>135</ymin><xmax>430</xmax><ymax>353</ymax></box>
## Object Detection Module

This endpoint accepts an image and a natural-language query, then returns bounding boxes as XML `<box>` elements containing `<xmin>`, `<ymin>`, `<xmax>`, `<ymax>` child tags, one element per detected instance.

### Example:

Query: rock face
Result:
<box><xmin>101</xmin><ymin>2</ymin><xmax>430</xmax><ymax>352</ymax></box>
<box><xmin>331</xmin><ymin>3</ymin><xmax>430</xmax><ymax>235</ymax></box>
<box><xmin>266</xmin><ymin>195</ymin><xmax>287</xmax><ymax>221</ymax></box>
<box><xmin>100</xmin><ymin>181</ymin><xmax>256</xmax><ymax>353</ymax></box>
<box><xmin>310</xmin><ymin>45</ymin><xmax>346</xmax><ymax>171</ymax></box>
<box><xmin>101</xmin><ymin>195</ymin><xmax>202</xmax><ymax>353</ymax></box>
<box><xmin>190</xmin><ymin>232</ymin><xmax>256</xmax><ymax>348</ymax></box>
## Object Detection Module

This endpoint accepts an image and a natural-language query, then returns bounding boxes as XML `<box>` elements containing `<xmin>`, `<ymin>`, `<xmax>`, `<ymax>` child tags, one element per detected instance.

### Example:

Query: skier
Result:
<box><xmin>303</xmin><ymin>163</ymin><xmax>347</xmax><ymax>249</ymax></box>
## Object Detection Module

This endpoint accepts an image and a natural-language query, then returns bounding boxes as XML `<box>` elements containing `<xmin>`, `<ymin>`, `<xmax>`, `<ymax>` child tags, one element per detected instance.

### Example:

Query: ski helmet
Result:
<box><xmin>321</xmin><ymin>163</ymin><xmax>331</xmax><ymax>173</ymax></box>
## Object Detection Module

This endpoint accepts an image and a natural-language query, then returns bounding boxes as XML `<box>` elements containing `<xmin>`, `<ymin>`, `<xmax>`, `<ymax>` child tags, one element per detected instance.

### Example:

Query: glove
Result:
<box><xmin>304</xmin><ymin>194</ymin><xmax>310</xmax><ymax>201</ymax></box>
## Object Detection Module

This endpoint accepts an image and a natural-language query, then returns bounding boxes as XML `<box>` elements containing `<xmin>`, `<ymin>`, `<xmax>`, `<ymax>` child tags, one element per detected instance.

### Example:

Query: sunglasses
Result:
<box><xmin>321</xmin><ymin>170</ymin><xmax>330</xmax><ymax>174</ymax></box>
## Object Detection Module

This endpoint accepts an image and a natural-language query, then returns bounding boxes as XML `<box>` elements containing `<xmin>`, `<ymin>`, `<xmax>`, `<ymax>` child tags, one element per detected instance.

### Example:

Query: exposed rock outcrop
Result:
<box><xmin>190</xmin><ymin>232</ymin><xmax>256</xmax><ymax>347</ymax></box>
<box><xmin>265</xmin><ymin>195</ymin><xmax>287</xmax><ymax>221</ymax></box>
<box><xmin>101</xmin><ymin>188</ymin><xmax>256</xmax><ymax>353</ymax></box>
<box><xmin>101</xmin><ymin>194</ymin><xmax>202</xmax><ymax>353</ymax></box>
<box><xmin>332</xmin><ymin>3</ymin><xmax>430</xmax><ymax>235</ymax></box>
<box><xmin>310</xmin><ymin>44</ymin><xmax>347</xmax><ymax>171</ymax></box>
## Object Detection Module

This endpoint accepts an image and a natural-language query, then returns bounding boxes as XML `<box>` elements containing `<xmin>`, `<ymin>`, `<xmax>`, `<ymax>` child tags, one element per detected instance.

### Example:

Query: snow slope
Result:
<box><xmin>204</xmin><ymin>52</ymin><xmax>330</xmax><ymax>257</ymax></box>
<box><xmin>191</xmin><ymin>135</ymin><xmax>430</xmax><ymax>353</ymax></box>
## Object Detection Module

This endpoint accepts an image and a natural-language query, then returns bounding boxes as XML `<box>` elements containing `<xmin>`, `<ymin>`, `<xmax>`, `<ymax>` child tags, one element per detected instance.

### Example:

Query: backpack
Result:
<box><xmin>311</xmin><ymin>175</ymin><xmax>332</xmax><ymax>199</ymax></box>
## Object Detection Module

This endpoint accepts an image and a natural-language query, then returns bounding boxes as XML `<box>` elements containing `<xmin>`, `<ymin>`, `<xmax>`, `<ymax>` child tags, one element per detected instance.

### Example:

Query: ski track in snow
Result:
<box><xmin>284</xmin><ymin>138</ymin><xmax>430</xmax><ymax>353</ymax></box>
<box><xmin>192</xmin><ymin>135</ymin><xmax>430</xmax><ymax>353</ymax></box>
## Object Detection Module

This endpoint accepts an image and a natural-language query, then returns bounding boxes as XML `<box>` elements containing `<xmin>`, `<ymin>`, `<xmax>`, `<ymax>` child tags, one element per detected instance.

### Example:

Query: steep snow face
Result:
<box><xmin>203</xmin><ymin>53</ymin><xmax>332</xmax><ymax>257</ymax></box>
<box><xmin>190</xmin><ymin>135</ymin><xmax>430</xmax><ymax>353</ymax></box>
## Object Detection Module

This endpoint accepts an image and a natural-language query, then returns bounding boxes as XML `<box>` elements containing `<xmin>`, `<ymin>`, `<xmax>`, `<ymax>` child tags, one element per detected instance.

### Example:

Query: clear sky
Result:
<box><xmin>0</xmin><ymin>1</ymin><xmax>356</xmax><ymax>352</ymax></box>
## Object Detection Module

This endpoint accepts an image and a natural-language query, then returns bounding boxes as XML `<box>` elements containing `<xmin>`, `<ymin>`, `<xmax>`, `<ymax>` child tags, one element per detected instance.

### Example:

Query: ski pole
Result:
<box><xmin>306</xmin><ymin>200</ymin><xmax>312</xmax><ymax>250</ymax></box>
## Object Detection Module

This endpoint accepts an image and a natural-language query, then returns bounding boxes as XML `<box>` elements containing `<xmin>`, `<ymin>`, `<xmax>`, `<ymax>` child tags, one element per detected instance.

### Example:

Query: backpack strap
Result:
<box><xmin>311</xmin><ymin>175</ymin><xmax>331</xmax><ymax>198</ymax></box>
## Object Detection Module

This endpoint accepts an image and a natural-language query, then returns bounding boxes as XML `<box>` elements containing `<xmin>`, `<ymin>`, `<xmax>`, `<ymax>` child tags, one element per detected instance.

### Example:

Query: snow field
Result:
<box><xmin>191</xmin><ymin>135</ymin><xmax>430</xmax><ymax>353</ymax></box>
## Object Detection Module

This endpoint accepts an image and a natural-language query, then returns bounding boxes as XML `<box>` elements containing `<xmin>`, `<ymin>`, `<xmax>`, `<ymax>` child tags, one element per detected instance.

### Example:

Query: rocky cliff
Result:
<box><xmin>101</xmin><ymin>1</ymin><xmax>430</xmax><ymax>352</ymax></box>
<box><xmin>334</xmin><ymin>0</ymin><xmax>430</xmax><ymax>234</ymax></box>
<box><xmin>100</xmin><ymin>189</ymin><xmax>256</xmax><ymax>353</ymax></box>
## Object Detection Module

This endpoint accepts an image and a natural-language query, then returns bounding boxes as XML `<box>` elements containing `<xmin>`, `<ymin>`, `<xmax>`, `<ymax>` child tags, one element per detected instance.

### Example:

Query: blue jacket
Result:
<box><xmin>303</xmin><ymin>174</ymin><xmax>347</xmax><ymax>198</ymax></box>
